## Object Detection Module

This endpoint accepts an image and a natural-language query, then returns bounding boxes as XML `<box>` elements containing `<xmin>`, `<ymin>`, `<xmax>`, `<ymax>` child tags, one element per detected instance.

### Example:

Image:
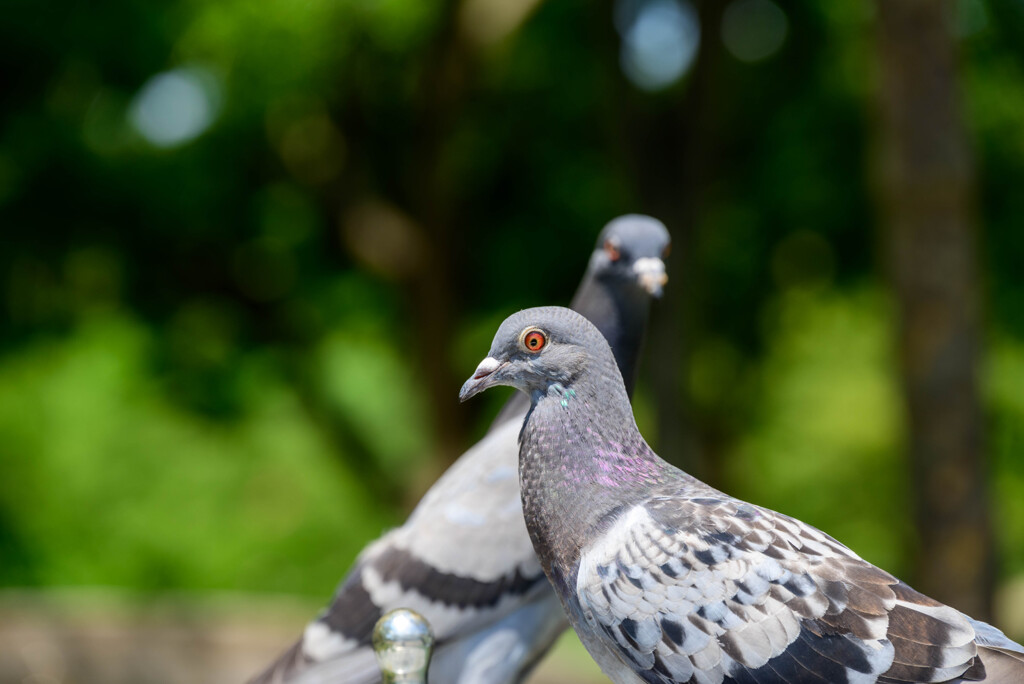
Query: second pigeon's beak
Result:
<box><xmin>459</xmin><ymin>357</ymin><xmax>507</xmax><ymax>402</ymax></box>
<box><xmin>633</xmin><ymin>257</ymin><xmax>668</xmax><ymax>298</ymax></box>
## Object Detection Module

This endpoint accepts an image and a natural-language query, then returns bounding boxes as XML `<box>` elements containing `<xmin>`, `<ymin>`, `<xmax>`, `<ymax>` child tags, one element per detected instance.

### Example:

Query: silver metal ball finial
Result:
<box><xmin>372</xmin><ymin>608</ymin><xmax>434</xmax><ymax>684</ymax></box>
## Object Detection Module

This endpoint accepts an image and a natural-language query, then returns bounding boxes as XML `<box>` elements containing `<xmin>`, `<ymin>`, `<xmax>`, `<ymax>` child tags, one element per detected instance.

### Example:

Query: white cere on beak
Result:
<box><xmin>473</xmin><ymin>357</ymin><xmax>502</xmax><ymax>379</ymax></box>
<box><xmin>633</xmin><ymin>257</ymin><xmax>668</xmax><ymax>296</ymax></box>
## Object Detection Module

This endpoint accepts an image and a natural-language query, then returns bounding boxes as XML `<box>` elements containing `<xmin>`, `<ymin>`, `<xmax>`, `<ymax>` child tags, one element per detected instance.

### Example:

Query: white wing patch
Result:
<box><xmin>573</xmin><ymin>501</ymin><xmax>903</xmax><ymax>683</ymax></box>
<box><xmin>302</xmin><ymin>621</ymin><xmax>359</xmax><ymax>661</ymax></box>
<box><xmin>400</xmin><ymin>419</ymin><xmax>538</xmax><ymax>579</ymax></box>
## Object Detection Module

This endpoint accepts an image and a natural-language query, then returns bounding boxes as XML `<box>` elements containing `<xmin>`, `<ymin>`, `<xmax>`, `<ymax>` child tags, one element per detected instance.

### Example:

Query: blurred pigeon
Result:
<box><xmin>249</xmin><ymin>216</ymin><xmax>671</xmax><ymax>684</ymax></box>
<box><xmin>460</xmin><ymin>306</ymin><xmax>1024</xmax><ymax>684</ymax></box>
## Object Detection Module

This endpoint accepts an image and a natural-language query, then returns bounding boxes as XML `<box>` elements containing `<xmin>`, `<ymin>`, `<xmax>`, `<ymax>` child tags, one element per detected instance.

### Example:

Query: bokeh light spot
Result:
<box><xmin>619</xmin><ymin>0</ymin><xmax>700</xmax><ymax>92</ymax></box>
<box><xmin>129</xmin><ymin>67</ymin><xmax>221</xmax><ymax>148</ymax></box>
<box><xmin>721</xmin><ymin>0</ymin><xmax>788</xmax><ymax>63</ymax></box>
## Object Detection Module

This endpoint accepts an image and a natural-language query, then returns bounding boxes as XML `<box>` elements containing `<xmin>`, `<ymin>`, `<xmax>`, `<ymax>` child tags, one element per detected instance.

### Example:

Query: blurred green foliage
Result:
<box><xmin>1</xmin><ymin>0</ymin><xmax>1024</xmax><ymax>613</ymax></box>
<box><xmin>0</xmin><ymin>309</ymin><xmax>408</xmax><ymax>592</ymax></box>
<box><xmin>727</xmin><ymin>289</ymin><xmax>910</xmax><ymax>574</ymax></box>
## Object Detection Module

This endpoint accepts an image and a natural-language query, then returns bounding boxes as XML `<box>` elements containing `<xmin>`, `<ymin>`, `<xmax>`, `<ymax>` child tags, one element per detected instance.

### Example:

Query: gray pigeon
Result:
<box><xmin>249</xmin><ymin>216</ymin><xmax>671</xmax><ymax>684</ymax></box>
<box><xmin>459</xmin><ymin>306</ymin><xmax>1024</xmax><ymax>684</ymax></box>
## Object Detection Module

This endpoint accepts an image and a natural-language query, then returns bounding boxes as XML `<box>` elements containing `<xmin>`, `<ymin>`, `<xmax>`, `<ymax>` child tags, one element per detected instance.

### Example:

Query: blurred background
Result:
<box><xmin>2</xmin><ymin>0</ymin><xmax>1024</xmax><ymax>681</ymax></box>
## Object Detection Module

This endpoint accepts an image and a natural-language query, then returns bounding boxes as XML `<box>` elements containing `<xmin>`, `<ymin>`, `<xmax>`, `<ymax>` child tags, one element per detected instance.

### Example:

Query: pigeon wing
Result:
<box><xmin>575</xmin><ymin>496</ymin><xmax>982</xmax><ymax>684</ymax></box>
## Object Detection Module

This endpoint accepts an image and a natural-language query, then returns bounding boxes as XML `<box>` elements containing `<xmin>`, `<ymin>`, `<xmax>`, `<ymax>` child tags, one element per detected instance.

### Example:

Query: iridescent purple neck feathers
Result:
<box><xmin>512</xmin><ymin>319</ymin><xmax>672</xmax><ymax>575</ymax></box>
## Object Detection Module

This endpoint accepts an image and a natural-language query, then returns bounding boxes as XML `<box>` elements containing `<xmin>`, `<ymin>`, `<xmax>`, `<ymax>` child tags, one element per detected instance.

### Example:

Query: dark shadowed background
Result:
<box><xmin>2</xmin><ymin>0</ymin><xmax>1024</xmax><ymax>681</ymax></box>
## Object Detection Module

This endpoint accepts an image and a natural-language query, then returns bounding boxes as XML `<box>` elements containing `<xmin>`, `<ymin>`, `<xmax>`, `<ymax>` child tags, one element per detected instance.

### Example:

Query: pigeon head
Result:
<box><xmin>588</xmin><ymin>215</ymin><xmax>670</xmax><ymax>298</ymax></box>
<box><xmin>459</xmin><ymin>306</ymin><xmax>619</xmax><ymax>403</ymax></box>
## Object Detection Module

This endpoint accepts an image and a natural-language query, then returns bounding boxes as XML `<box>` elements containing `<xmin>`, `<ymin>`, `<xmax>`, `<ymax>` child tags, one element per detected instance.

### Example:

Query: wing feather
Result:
<box><xmin>575</xmin><ymin>497</ymin><xmax>987</xmax><ymax>683</ymax></box>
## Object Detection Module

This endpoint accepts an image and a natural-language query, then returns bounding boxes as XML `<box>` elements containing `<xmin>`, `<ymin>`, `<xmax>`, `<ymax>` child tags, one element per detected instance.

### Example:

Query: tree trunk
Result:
<box><xmin>622</xmin><ymin>0</ymin><xmax>729</xmax><ymax>485</ymax></box>
<box><xmin>873</xmin><ymin>0</ymin><xmax>992</xmax><ymax>619</ymax></box>
<box><xmin>401</xmin><ymin>0</ymin><xmax>474</xmax><ymax>478</ymax></box>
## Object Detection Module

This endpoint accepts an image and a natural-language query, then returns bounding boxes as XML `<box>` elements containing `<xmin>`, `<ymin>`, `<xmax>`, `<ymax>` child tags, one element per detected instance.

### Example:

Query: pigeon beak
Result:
<box><xmin>459</xmin><ymin>357</ymin><xmax>507</xmax><ymax>402</ymax></box>
<box><xmin>633</xmin><ymin>257</ymin><xmax>668</xmax><ymax>298</ymax></box>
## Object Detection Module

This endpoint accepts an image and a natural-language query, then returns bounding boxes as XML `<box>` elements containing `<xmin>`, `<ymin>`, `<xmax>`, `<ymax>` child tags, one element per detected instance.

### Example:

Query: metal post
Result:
<box><xmin>372</xmin><ymin>608</ymin><xmax>434</xmax><ymax>684</ymax></box>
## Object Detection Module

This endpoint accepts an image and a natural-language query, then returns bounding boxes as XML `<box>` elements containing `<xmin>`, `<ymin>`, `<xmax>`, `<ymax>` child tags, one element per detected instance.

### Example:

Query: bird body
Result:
<box><xmin>460</xmin><ymin>306</ymin><xmax>1024</xmax><ymax>684</ymax></box>
<box><xmin>280</xmin><ymin>416</ymin><xmax>564</xmax><ymax>684</ymax></box>
<box><xmin>250</xmin><ymin>216</ymin><xmax>671</xmax><ymax>684</ymax></box>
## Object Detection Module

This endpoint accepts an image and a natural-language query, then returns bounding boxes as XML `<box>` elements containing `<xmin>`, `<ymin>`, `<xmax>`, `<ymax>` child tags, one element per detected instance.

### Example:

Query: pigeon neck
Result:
<box><xmin>518</xmin><ymin>360</ymin><xmax>666</xmax><ymax>587</ymax></box>
<box><xmin>570</xmin><ymin>273</ymin><xmax>649</xmax><ymax>397</ymax></box>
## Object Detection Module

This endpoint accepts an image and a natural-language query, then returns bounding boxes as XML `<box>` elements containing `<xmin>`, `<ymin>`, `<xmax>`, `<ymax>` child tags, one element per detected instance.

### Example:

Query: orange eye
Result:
<box><xmin>523</xmin><ymin>330</ymin><xmax>546</xmax><ymax>353</ymax></box>
<box><xmin>604</xmin><ymin>240</ymin><xmax>620</xmax><ymax>262</ymax></box>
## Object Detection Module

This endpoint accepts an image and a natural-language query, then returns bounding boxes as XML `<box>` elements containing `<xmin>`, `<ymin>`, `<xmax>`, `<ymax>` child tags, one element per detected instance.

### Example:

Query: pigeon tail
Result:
<box><xmin>955</xmin><ymin>616</ymin><xmax>1024</xmax><ymax>682</ymax></box>
<box><xmin>247</xmin><ymin>639</ymin><xmax>310</xmax><ymax>684</ymax></box>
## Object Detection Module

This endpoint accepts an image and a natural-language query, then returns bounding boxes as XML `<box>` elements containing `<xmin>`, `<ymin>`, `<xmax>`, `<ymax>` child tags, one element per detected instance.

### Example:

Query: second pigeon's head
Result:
<box><xmin>587</xmin><ymin>215</ymin><xmax>671</xmax><ymax>298</ymax></box>
<box><xmin>459</xmin><ymin>307</ymin><xmax>620</xmax><ymax>403</ymax></box>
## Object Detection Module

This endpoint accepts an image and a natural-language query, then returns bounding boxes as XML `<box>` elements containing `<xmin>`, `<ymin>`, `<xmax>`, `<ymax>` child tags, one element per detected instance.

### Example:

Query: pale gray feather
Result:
<box><xmin>249</xmin><ymin>217</ymin><xmax>671</xmax><ymax>684</ymax></box>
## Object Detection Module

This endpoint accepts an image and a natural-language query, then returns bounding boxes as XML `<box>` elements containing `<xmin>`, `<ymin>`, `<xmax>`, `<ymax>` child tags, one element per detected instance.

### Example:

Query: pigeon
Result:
<box><xmin>249</xmin><ymin>216</ymin><xmax>671</xmax><ymax>684</ymax></box>
<box><xmin>459</xmin><ymin>306</ymin><xmax>1024</xmax><ymax>684</ymax></box>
